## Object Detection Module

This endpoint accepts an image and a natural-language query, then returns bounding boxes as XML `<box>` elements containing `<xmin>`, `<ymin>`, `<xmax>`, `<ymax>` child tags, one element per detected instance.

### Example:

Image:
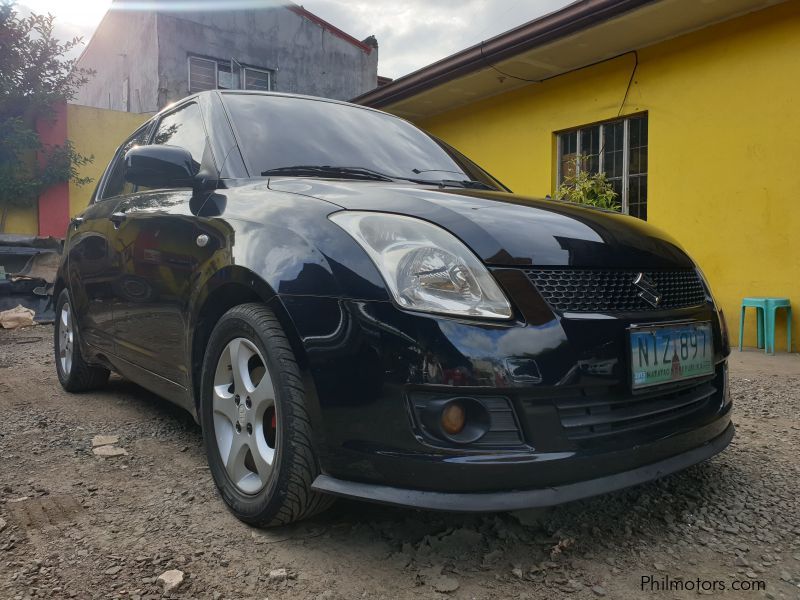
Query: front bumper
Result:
<box><xmin>311</xmin><ymin>422</ymin><xmax>734</xmax><ymax>511</ymax></box>
<box><xmin>279</xmin><ymin>271</ymin><xmax>732</xmax><ymax>505</ymax></box>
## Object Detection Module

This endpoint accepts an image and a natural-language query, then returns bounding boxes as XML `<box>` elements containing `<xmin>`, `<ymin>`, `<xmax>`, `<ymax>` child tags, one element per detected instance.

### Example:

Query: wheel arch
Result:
<box><xmin>53</xmin><ymin>276</ymin><xmax>67</xmax><ymax>308</ymax></box>
<box><xmin>187</xmin><ymin>267</ymin><xmax>321</xmax><ymax>437</ymax></box>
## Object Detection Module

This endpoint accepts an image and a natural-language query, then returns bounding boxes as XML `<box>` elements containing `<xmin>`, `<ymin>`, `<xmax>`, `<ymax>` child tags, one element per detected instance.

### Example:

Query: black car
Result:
<box><xmin>55</xmin><ymin>91</ymin><xmax>733</xmax><ymax>526</ymax></box>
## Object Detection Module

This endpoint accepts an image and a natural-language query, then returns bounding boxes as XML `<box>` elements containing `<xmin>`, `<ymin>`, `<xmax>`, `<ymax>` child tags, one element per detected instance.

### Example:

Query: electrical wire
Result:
<box><xmin>478</xmin><ymin>44</ymin><xmax>640</xmax><ymax>113</ymax></box>
<box><xmin>479</xmin><ymin>41</ymin><xmax>543</xmax><ymax>83</ymax></box>
<box><xmin>616</xmin><ymin>50</ymin><xmax>639</xmax><ymax>116</ymax></box>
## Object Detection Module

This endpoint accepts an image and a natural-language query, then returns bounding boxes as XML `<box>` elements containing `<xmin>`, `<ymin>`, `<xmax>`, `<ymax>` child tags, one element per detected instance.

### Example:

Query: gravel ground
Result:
<box><xmin>0</xmin><ymin>326</ymin><xmax>799</xmax><ymax>600</ymax></box>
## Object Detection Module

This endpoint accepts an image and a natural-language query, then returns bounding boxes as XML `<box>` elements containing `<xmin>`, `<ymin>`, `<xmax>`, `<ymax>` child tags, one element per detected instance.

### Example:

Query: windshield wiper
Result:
<box><xmin>429</xmin><ymin>179</ymin><xmax>497</xmax><ymax>191</ymax></box>
<box><xmin>261</xmin><ymin>165</ymin><xmax>497</xmax><ymax>190</ymax></box>
<box><xmin>260</xmin><ymin>165</ymin><xmax>394</xmax><ymax>181</ymax></box>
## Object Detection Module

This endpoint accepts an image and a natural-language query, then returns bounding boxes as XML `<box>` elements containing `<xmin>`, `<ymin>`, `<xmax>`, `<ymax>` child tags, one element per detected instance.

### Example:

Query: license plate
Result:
<box><xmin>630</xmin><ymin>322</ymin><xmax>714</xmax><ymax>389</ymax></box>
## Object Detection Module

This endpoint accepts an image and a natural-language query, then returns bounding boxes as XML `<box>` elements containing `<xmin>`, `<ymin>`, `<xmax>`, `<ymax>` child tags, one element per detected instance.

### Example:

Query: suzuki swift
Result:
<box><xmin>54</xmin><ymin>91</ymin><xmax>733</xmax><ymax>526</ymax></box>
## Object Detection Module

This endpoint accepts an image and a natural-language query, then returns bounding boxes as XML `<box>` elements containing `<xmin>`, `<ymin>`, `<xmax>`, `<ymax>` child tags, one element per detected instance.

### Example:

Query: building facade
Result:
<box><xmin>355</xmin><ymin>0</ymin><xmax>799</xmax><ymax>352</ymax></box>
<box><xmin>74</xmin><ymin>0</ymin><xmax>379</xmax><ymax>112</ymax></box>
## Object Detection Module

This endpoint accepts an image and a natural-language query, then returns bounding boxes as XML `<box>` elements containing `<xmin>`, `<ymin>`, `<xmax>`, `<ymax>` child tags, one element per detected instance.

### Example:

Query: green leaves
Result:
<box><xmin>554</xmin><ymin>155</ymin><xmax>620</xmax><ymax>211</ymax></box>
<box><xmin>0</xmin><ymin>120</ymin><xmax>93</xmax><ymax>208</ymax></box>
<box><xmin>0</xmin><ymin>1</ymin><xmax>95</xmax><ymax>230</ymax></box>
<box><xmin>0</xmin><ymin>2</ymin><xmax>93</xmax><ymax>121</ymax></box>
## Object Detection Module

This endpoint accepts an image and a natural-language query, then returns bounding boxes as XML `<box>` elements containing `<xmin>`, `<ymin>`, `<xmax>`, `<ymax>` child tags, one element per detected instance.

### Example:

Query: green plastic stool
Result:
<box><xmin>739</xmin><ymin>297</ymin><xmax>792</xmax><ymax>354</ymax></box>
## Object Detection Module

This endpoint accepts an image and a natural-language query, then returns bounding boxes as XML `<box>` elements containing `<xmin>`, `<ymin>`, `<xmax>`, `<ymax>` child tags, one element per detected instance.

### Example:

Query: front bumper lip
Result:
<box><xmin>311</xmin><ymin>422</ymin><xmax>735</xmax><ymax>512</ymax></box>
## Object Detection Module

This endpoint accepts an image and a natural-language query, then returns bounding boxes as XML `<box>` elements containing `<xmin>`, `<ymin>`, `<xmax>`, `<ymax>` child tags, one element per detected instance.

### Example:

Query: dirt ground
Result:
<box><xmin>1</xmin><ymin>326</ymin><xmax>799</xmax><ymax>600</ymax></box>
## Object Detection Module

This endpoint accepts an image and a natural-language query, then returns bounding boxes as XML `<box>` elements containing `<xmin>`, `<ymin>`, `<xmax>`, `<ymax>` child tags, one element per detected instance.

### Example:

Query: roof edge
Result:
<box><xmin>286</xmin><ymin>4</ymin><xmax>374</xmax><ymax>54</ymax></box>
<box><xmin>352</xmin><ymin>0</ymin><xmax>657</xmax><ymax>108</ymax></box>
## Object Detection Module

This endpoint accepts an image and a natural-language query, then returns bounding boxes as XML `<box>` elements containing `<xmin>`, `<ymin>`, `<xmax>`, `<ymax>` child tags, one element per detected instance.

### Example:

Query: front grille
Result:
<box><xmin>555</xmin><ymin>378</ymin><xmax>718</xmax><ymax>443</ymax></box>
<box><xmin>525</xmin><ymin>268</ymin><xmax>706</xmax><ymax>313</ymax></box>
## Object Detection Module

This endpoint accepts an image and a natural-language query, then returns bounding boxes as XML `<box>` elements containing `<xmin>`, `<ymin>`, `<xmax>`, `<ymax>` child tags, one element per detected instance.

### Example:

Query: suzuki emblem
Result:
<box><xmin>633</xmin><ymin>273</ymin><xmax>663</xmax><ymax>308</ymax></box>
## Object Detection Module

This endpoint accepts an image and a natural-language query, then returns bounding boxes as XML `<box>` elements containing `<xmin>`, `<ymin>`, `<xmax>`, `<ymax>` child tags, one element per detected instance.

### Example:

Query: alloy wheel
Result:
<box><xmin>58</xmin><ymin>302</ymin><xmax>73</xmax><ymax>376</ymax></box>
<box><xmin>212</xmin><ymin>337</ymin><xmax>278</xmax><ymax>494</ymax></box>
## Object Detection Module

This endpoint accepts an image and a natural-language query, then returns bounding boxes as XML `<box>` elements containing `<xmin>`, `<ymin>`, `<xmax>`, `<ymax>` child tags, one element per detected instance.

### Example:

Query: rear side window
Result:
<box><xmin>152</xmin><ymin>102</ymin><xmax>207</xmax><ymax>169</ymax></box>
<box><xmin>100</xmin><ymin>126</ymin><xmax>152</xmax><ymax>200</ymax></box>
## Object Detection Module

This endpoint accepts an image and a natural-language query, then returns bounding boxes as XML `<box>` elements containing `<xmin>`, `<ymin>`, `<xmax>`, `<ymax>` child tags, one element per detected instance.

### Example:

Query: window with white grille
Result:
<box><xmin>188</xmin><ymin>57</ymin><xmax>217</xmax><ymax>93</ymax></box>
<box><xmin>556</xmin><ymin>114</ymin><xmax>648</xmax><ymax>220</ymax></box>
<box><xmin>244</xmin><ymin>68</ymin><xmax>271</xmax><ymax>91</ymax></box>
<box><xmin>188</xmin><ymin>56</ymin><xmax>273</xmax><ymax>93</ymax></box>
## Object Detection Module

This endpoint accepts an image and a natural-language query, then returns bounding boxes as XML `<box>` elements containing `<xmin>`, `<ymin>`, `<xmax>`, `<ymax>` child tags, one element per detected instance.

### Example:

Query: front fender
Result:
<box><xmin>200</xmin><ymin>184</ymin><xmax>390</xmax><ymax>300</ymax></box>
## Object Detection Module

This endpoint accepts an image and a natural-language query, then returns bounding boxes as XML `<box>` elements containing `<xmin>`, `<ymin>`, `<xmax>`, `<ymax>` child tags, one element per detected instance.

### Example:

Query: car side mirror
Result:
<box><xmin>124</xmin><ymin>145</ymin><xmax>198</xmax><ymax>189</ymax></box>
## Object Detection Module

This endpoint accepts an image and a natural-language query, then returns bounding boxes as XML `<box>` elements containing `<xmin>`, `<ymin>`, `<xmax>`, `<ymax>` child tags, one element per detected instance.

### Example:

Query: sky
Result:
<box><xmin>16</xmin><ymin>0</ymin><xmax>575</xmax><ymax>79</ymax></box>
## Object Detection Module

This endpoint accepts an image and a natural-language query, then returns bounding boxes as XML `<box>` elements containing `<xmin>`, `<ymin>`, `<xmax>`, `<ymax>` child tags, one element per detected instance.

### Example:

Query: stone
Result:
<box><xmin>268</xmin><ymin>568</ymin><xmax>288</xmax><ymax>582</ymax></box>
<box><xmin>104</xmin><ymin>565</ymin><xmax>122</xmax><ymax>575</ymax></box>
<box><xmin>91</xmin><ymin>435</ymin><xmax>119</xmax><ymax>448</ymax></box>
<box><xmin>93</xmin><ymin>446</ymin><xmax>128</xmax><ymax>457</ymax></box>
<box><xmin>722</xmin><ymin>524</ymin><xmax>739</xmax><ymax>534</ymax></box>
<box><xmin>0</xmin><ymin>518</ymin><xmax>6</xmax><ymax>532</ymax></box>
<box><xmin>564</xmin><ymin>580</ymin><xmax>584</xmax><ymax>592</ymax></box>
<box><xmin>432</xmin><ymin>575</ymin><xmax>459</xmax><ymax>593</ymax></box>
<box><xmin>592</xmin><ymin>585</ymin><xmax>607</xmax><ymax>596</ymax></box>
<box><xmin>157</xmin><ymin>569</ymin><xmax>184</xmax><ymax>592</ymax></box>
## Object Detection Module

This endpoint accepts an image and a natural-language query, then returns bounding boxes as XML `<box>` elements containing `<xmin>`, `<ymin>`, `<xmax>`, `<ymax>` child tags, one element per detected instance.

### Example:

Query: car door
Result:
<box><xmin>67</xmin><ymin>124</ymin><xmax>152</xmax><ymax>357</ymax></box>
<box><xmin>108</xmin><ymin>101</ymin><xmax>213</xmax><ymax>389</ymax></box>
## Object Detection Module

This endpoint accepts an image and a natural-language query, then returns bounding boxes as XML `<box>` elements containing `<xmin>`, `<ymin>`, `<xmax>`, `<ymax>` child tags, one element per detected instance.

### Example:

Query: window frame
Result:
<box><xmin>188</xmin><ymin>56</ymin><xmax>219</xmax><ymax>94</ymax></box>
<box><xmin>94</xmin><ymin>121</ymin><xmax>155</xmax><ymax>203</ymax></box>
<box><xmin>147</xmin><ymin>99</ymin><xmax>217</xmax><ymax>188</ymax></box>
<box><xmin>188</xmin><ymin>55</ymin><xmax>274</xmax><ymax>93</ymax></box>
<box><xmin>151</xmin><ymin>100</ymin><xmax>207</xmax><ymax>161</ymax></box>
<box><xmin>95</xmin><ymin>98</ymin><xmax>216</xmax><ymax>202</ymax></box>
<box><xmin>555</xmin><ymin>112</ymin><xmax>647</xmax><ymax>218</ymax></box>
<box><xmin>243</xmin><ymin>66</ymin><xmax>272</xmax><ymax>91</ymax></box>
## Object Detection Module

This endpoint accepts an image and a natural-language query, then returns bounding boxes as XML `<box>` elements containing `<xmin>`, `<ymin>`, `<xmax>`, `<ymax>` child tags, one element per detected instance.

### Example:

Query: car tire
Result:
<box><xmin>200</xmin><ymin>303</ymin><xmax>334</xmax><ymax>527</ymax></box>
<box><xmin>54</xmin><ymin>288</ymin><xmax>110</xmax><ymax>392</ymax></box>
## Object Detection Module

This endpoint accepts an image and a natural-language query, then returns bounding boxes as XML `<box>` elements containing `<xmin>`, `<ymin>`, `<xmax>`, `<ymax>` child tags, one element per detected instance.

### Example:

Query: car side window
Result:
<box><xmin>152</xmin><ymin>102</ymin><xmax>207</xmax><ymax>170</ymax></box>
<box><xmin>99</xmin><ymin>126</ymin><xmax>152</xmax><ymax>200</ymax></box>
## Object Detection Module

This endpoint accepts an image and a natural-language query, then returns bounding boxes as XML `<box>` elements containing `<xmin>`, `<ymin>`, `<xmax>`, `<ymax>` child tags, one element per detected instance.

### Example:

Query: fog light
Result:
<box><xmin>417</xmin><ymin>396</ymin><xmax>491</xmax><ymax>444</ymax></box>
<box><xmin>441</xmin><ymin>401</ymin><xmax>466</xmax><ymax>435</ymax></box>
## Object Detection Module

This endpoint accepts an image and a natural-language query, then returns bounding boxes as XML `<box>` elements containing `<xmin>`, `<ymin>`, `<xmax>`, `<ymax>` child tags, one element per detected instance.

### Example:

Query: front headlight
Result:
<box><xmin>330</xmin><ymin>211</ymin><xmax>513</xmax><ymax>319</ymax></box>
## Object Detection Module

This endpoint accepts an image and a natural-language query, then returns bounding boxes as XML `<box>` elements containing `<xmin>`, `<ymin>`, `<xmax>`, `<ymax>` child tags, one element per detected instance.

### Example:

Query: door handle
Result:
<box><xmin>70</xmin><ymin>216</ymin><xmax>84</xmax><ymax>229</ymax></box>
<box><xmin>109</xmin><ymin>212</ymin><xmax>127</xmax><ymax>228</ymax></box>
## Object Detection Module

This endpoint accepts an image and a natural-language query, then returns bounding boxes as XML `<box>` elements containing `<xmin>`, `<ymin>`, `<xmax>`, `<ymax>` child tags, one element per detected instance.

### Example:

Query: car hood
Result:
<box><xmin>267</xmin><ymin>178</ymin><xmax>694</xmax><ymax>269</ymax></box>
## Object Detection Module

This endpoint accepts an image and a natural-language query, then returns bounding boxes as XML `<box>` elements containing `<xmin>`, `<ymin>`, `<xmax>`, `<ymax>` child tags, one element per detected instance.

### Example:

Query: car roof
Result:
<box><xmin>152</xmin><ymin>89</ymin><xmax>396</xmax><ymax>122</ymax></box>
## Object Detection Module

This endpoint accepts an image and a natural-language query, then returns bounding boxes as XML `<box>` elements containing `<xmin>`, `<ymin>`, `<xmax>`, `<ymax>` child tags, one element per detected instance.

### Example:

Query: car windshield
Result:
<box><xmin>222</xmin><ymin>93</ymin><xmax>503</xmax><ymax>189</ymax></box>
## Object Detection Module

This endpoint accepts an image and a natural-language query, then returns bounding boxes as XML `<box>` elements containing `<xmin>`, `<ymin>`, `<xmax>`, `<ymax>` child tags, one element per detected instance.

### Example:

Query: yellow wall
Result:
<box><xmin>67</xmin><ymin>105</ymin><xmax>151</xmax><ymax>217</ymax></box>
<box><xmin>1</xmin><ymin>106</ymin><xmax>149</xmax><ymax>236</ymax></box>
<box><xmin>3</xmin><ymin>207</ymin><xmax>38</xmax><ymax>236</ymax></box>
<box><xmin>416</xmin><ymin>1</ymin><xmax>800</xmax><ymax>351</ymax></box>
